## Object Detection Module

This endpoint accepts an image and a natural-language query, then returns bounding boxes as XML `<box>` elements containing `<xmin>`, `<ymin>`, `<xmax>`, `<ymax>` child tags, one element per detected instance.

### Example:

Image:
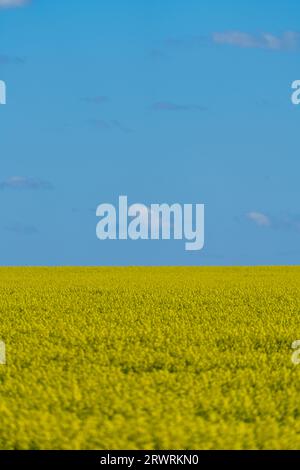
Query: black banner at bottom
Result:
<box><xmin>0</xmin><ymin>450</ymin><xmax>299</xmax><ymax>467</ymax></box>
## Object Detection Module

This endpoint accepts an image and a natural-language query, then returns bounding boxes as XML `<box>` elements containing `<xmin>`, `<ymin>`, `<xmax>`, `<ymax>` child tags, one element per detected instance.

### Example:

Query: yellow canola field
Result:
<box><xmin>0</xmin><ymin>266</ymin><xmax>299</xmax><ymax>450</ymax></box>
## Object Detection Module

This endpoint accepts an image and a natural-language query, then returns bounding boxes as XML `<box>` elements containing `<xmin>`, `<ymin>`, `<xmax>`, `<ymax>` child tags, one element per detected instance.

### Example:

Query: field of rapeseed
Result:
<box><xmin>0</xmin><ymin>266</ymin><xmax>300</xmax><ymax>449</ymax></box>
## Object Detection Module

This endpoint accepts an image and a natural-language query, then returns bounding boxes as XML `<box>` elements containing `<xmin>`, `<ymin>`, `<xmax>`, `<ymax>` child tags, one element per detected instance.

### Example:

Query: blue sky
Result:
<box><xmin>0</xmin><ymin>0</ymin><xmax>299</xmax><ymax>265</ymax></box>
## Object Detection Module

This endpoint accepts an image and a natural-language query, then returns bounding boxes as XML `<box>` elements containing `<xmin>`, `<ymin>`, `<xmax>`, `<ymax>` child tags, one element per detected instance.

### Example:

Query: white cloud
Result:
<box><xmin>212</xmin><ymin>31</ymin><xmax>300</xmax><ymax>51</ymax></box>
<box><xmin>0</xmin><ymin>0</ymin><xmax>29</xmax><ymax>8</ymax></box>
<box><xmin>213</xmin><ymin>32</ymin><xmax>258</xmax><ymax>48</ymax></box>
<box><xmin>246</xmin><ymin>211</ymin><xmax>300</xmax><ymax>233</ymax></box>
<box><xmin>152</xmin><ymin>101</ymin><xmax>207</xmax><ymax>112</ymax></box>
<box><xmin>0</xmin><ymin>176</ymin><xmax>52</xmax><ymax>190</ymax></box>
<box><xmin>246</xmin><ymin>211</ymin><xmax>271</xmax><ymax>227</ymax></box>
<box><xmin>3</xmin><ymin>223</ymin><xmax>38</xmax><ymax>235</ymax></box>
<box><xmin>124</xmin><ymin>204</ymin><xmax>171</xmax><ymax>238</ymax></box>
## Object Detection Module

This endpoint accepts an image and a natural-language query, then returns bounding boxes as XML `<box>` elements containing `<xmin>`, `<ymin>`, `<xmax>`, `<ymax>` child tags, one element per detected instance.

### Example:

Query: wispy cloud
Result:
<box><xmin>0</xmin><ymin>176</ymin><xmax>53</xmax><ymax>190</ymax></box>
<box><xmin>0</xmin><ymin>54</ymin><xmax>25</xmax><ymax>65</ymax></box>
<box><xmin>212</xmin><ymin>31</ymin><xmax>300</xmax><ymax>51</ymax></box>
<box><xmin>148</xmin><ymin>49</ymin><xmax>169</xmax><ymax>60</ymax></box>
<box><xmin>163</xmin><ymin>31</ymin><xmax>300</xmax><ymax>52</ymax></box>
<box><xmin>152</xmin><ymin>101</ymin><xmax>207</xmax><ymax>112</ymax></box>
<box><xmin>87</xmin><ymin>119</ymin><xmax>111</xmax><ymax>130</ymax></box>
<box><xmin>0</xmin><ymin>0</ymin><xmax>30</xmax><ymax>8</ymax></box>
<box><xmin>246</xmin><ymin>211</ymin><xmax>271</xmax><ymax>227</ymax></box>
<box><xmin>3</xmin><ymin>223</ymin><xmax>38</xmax><ymax>235</ymax></box>
<box><xmin>81</xmin><ymin>96</ymin><xmax>109</xmax><ymax>105</ymax></box>
<box><xmin>164</xmin><ymin>35</ymin><xmax>207</xmax><ymax>50</ymax></box>
<box><xmin>246</xmin><ymin>211</ymin><xmax>300</xmax><ymax>232</ymax></box>
<box><xmin>88</xmin><ymin>119</ymin><xmax>133</xmax><ymax>133</ymax></box>
<box><xmin>111</xmin><ymin>120</ymin><xmax>133</xmax><ymax>133</ymax></box>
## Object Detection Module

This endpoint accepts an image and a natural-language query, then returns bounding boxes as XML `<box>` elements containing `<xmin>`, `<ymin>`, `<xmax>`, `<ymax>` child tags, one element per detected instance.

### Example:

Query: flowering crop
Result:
<box><xmin>0</xmin><ymin>266</ymin><xmax>299</xmax><ymax>449</ymax></box>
